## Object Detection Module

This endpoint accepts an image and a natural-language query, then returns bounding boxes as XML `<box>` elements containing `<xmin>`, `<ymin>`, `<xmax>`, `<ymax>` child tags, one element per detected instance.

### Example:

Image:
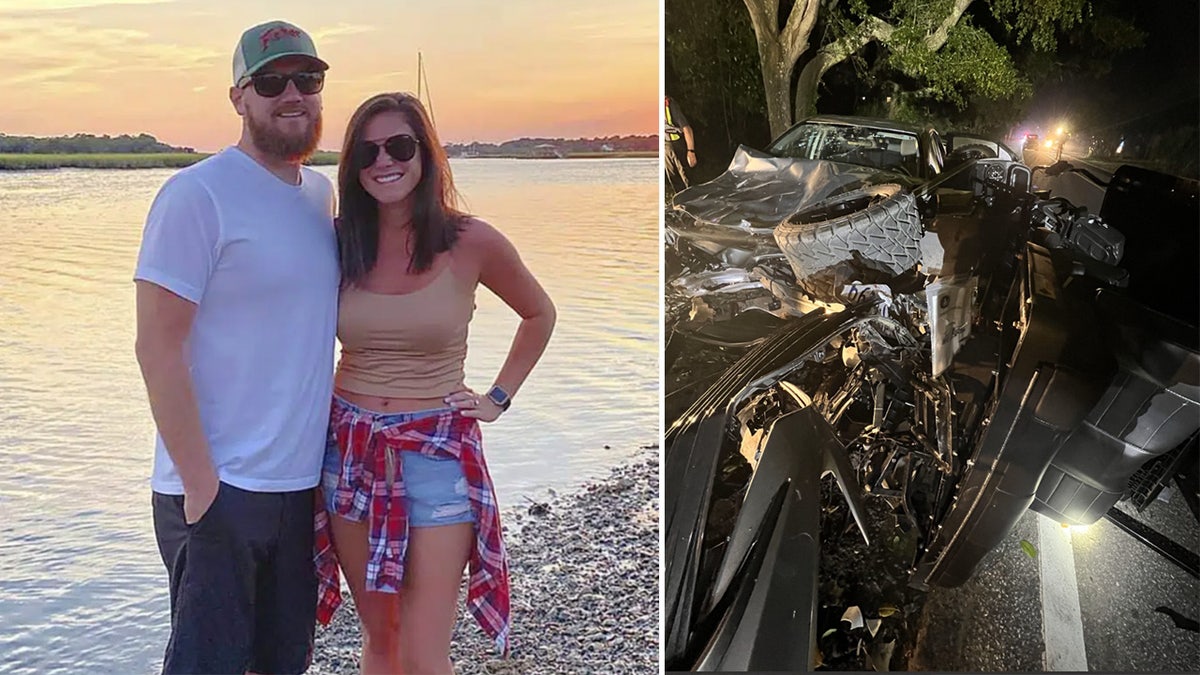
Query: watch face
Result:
<box><xmin>487</xmin><ymin>385</ymin><xmax>511</xmax><ymax>406</ymax></box>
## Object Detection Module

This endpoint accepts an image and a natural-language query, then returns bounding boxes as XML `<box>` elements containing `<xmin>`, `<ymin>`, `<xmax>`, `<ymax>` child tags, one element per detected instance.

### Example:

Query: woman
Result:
<box><xmin>313</xmin><ymin>92</ymin><xmax>556</xmax><ymax>674</ymax></box>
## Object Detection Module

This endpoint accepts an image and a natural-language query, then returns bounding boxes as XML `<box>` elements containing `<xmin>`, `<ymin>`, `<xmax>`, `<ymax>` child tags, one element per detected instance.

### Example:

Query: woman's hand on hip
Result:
<box><xmin>444</xmin><ymin>387</ymin><xmax>503</xmax><ymax>423</ymax></box>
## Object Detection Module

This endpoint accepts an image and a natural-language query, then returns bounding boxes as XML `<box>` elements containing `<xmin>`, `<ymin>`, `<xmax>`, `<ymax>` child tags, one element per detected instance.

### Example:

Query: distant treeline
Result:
<box><xmin>1</xmin><ymin>132</ymin><xmax>659</xmax><ymax>158</ymax></box>
<box><xmin>0</xmin><ymin>152</ymin><xmax>340</xmax><ymax>171</ymax></box>
<box><xmin>0</xmin><ymin>132</ymin><xmax>192</xmax><ymax>154</ymax></box>
<box><xmin>0</xmin><ymin>131</ymin><xmax>658</xmax><ymax>169</ymax></box>
<box><xmin>446</xmin><ymin>134</ymin><xmax>657</xmax><ymax>158</ymax></box>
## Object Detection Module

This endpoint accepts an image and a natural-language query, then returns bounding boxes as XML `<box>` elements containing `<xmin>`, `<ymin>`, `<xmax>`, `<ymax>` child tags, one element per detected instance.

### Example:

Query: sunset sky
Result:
<box><xmin>0</xmin><ymin>0</ymin><xmax>659</xmax><ymax>151</ymax></box>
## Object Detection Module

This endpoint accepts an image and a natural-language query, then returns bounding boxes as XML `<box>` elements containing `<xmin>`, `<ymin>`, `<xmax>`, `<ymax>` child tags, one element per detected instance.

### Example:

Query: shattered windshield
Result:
<box><xmin>767</xmin><ymin>123</ymin><xmax>921</xmax><ymax>176</ymax></box>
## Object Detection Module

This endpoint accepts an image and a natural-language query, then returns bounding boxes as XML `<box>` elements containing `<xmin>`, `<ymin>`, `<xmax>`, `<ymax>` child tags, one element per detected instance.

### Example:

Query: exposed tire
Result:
<box><xmin>773</xmin><ymin>186</ymin><xmax>923</xmax><ymax>302</ymax></box>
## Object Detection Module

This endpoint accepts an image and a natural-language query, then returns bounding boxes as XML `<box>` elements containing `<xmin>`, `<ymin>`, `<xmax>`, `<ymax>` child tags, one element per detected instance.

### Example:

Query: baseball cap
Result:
<box><xmin>232</xmin><ymin>20</ymin><xmax>329</xmax><ymax>86</ymax></box>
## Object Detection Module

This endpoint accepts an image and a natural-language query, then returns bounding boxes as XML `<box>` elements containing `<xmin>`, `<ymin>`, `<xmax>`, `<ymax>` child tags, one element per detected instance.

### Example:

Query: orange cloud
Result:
<box><xmin>0</xmin><ymin>0</ymin><xmax>658</xmax><ymax>151</ymax></box>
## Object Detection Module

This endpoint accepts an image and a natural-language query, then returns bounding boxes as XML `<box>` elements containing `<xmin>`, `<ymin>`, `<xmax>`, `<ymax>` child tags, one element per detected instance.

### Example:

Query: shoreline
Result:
<box><xmin>308</xmin><ymin>444</ymin><xmax>660</xmax><ymax>674</ymax></box>
<box><xmin>0</xmin><ymin>151</ymin><xmax>656</xmax><ymax>171</ymax></box>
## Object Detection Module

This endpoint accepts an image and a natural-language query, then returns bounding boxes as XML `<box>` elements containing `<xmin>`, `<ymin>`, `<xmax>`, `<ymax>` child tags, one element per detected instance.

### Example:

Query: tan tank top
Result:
<box><xmin>334</xmin><ymin>267</ymin><xmax>476</xmax><ymax>398</ymax></box>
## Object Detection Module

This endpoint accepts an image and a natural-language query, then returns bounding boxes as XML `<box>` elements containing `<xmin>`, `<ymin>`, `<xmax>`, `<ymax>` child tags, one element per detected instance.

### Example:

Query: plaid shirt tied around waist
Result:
<box><xmin>313</xmin><ymin>397</ymin><xmax>511</xmax><ymax>656</ymax></box>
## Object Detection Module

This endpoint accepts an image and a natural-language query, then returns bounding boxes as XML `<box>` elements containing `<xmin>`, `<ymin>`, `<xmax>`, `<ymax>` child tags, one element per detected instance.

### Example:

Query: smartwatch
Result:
<box><xmin>486</xmin><ymin>384</ymin><xmax>512</xmax><ymax>411</ymax></box>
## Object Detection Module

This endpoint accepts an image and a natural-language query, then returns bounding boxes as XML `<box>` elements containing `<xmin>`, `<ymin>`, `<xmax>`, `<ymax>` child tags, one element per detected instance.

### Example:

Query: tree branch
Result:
<box><xmin>781</xmin><ymin>0</ymin><xmax>822</xmax><ymax>63</ymax></box>
<box><xmin>909</xmin><ymin>86</ymin><xmax>943</xmax><ymax>99</ymax></box>
<box><xmin>792</xmin><ymin>12</ymin><xmax>893</xmax><ymax>119</ymax></box>
<box><xmin>815</xmin><ymin>14</ymin><xmax>894</xmax><ymax>71</ymax></box>
<box><xmin>925</xmin><ymin>0</ymin><xmax>975</xmax><ymax>50</ymax></box>
<box><xmin>741</xmin><ymin>0</ymin><xmax>779</xmax><ymax>40</ymax></box>
<box><xmin>789</xmin><ymin>0</ymin><xmax>980</xmax><ymax>120</ymax></box>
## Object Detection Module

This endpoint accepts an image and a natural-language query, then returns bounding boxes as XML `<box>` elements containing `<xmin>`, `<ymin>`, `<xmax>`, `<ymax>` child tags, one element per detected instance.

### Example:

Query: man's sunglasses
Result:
<box><xmin>353</xmin><ymin>134</ymin><xmax>421</xmax><ymax>167</ymax></box>
<box><xmin>243</xmin><ymin>71</ymin><xmax>325</xmax><ymax>98</ymax></box>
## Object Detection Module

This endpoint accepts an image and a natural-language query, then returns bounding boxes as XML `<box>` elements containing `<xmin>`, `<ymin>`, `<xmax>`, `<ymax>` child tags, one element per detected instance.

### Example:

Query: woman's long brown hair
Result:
<box><xmin>336</xmin><ymin>92</ymin><xmax>467</xmax><ymax>284</ymax></box>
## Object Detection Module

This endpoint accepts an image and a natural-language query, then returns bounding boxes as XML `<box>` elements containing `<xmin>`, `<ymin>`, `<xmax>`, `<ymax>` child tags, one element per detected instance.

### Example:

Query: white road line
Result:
<box><xmin>1038</xmin><ymin>514</ymin><xmax>1090</xmax><ymax>671</ymax></box>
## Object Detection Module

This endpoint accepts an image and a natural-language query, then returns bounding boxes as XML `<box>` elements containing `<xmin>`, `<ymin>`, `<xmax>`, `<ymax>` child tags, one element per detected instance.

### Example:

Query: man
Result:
<box><xmin>133</xmin><ymin>20</ymin><xmax>339</xmax><ymax>674</ymax></box>
<box><xmin>664</xmin><ymin>95</ymin><xmax>697</xmax><ymax>194</ymax></box>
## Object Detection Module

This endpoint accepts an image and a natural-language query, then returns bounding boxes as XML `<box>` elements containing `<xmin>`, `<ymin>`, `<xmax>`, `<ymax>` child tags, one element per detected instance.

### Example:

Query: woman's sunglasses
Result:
<box><xmin>243</xmin><ymin>71</ymin><xmax>325</xmax><ymax>98</ymax></box>
<box><xmin>353</xmin><ymin>134</ymin><xmax>421</xmax><ymax>168</ymax></box>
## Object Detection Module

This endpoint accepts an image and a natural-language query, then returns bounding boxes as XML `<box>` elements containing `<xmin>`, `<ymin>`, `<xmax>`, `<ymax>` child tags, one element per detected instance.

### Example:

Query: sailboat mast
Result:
<box><xmin>417</xmin><ymin>52</ymin><xmax>436</xmax><ymax>126</ymax></box>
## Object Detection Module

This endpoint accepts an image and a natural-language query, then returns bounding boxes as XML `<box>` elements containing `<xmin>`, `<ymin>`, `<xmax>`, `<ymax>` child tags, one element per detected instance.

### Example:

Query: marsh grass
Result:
<box><xmin>0</xmin><ymin>151</ymin><xmax>341</xmax><ymax>170</ymax></box>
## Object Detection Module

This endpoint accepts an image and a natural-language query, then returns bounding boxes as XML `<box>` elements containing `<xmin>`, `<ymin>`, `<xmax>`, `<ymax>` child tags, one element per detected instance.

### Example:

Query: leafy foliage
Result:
<box><xmin>443</xmin><ymin>135</ymin><xmax>658</xmax><ymax>158</ymax></box>
<box><xmin>891</xmin><ymin>19</ymin><xmax>1033</xmax><ymax>107</ymax></box>
<box><xmin>989</xmin><ymin>0</ymin><xmax>1089</xmax><ymax>52</ymax></box>
<box><xmin>666</xmin><ymin>0</ymin><xmax>771</xmax><ymax>177</ymax></box>
<box><xmin>728</xmin><ymin>0</ymin><xmax>1141</xmax><ymax>133</ymax></box>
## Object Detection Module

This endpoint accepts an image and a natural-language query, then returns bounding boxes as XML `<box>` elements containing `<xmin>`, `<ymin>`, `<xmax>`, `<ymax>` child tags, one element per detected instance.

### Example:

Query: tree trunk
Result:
<box><xmin>742</xmin><ymin>0</ymin><xmax>822</xmax><ymax>138</ymax></box>
<box><xmin>885</xmin><ymin>82</ymin><xmax>902</xmax><ymax>118</ymax></box>
<box><xmin>793</xmin><ymin>54</ymin><xmax>833</xmax><ymax>121</ymax></box>
<box><xmin>759</xmin><ymin>41</ymin><xmax>793</xmax><ymax>138</ymax></box>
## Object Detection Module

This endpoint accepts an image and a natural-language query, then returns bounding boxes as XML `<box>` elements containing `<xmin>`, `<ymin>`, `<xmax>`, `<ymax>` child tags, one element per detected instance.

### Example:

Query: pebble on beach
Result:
<box><xmin>309</xmin><ymin>447</ymin><xmax>661</xmax><ymax>675</ymax></box>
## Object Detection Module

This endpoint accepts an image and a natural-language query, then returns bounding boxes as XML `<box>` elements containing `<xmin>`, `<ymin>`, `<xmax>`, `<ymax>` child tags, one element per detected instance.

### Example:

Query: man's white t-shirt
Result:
<box><xmin>134</xmin><ymin>147</ymin><xmax>340</xmax><ymax>494</ymax></box>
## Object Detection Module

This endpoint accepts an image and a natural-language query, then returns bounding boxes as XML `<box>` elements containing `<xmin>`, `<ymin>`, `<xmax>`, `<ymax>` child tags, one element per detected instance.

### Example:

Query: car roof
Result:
<box><xmin>799</xmin><ymin>114</ymin><xmax>926</xmax><ymax>135</ymax></box>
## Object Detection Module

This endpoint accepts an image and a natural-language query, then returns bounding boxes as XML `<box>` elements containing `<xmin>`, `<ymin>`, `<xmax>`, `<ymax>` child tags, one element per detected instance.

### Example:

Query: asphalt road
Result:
<box><xmin>914</xmin><ymin>499</ymin><xmax>1198</xmax><ymax>672</ymax></box>
<box><xmin>1023</xmin><ymin>147</ymin><xmax>1116</xmax><ymax>212</ymax></box>
<box><xmin>911</xmin><ymin>147</ymin><xmax>1199</xmax><ymax>672</ymax></box>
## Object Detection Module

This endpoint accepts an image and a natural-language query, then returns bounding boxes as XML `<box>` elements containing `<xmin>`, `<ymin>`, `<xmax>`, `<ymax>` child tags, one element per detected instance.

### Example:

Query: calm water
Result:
<box><xmin>0</xmin><ymin>158</ymin><xmax>659</xmax><ymax>673</ymax></box>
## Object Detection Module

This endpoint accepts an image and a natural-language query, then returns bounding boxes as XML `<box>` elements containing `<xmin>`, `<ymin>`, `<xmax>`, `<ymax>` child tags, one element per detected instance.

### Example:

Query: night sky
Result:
<box><xmin>1023</xmin><ymin>0</ymin><xmax>1199</xmax><ymax>139</ymax></box>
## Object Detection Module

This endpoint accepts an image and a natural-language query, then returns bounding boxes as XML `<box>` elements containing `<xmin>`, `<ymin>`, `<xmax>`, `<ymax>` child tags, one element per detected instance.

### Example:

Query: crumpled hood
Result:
<box><xmin>672</xmin><ymin>145</ymin><xmax>914</xmax><ymax>228</ymax></box>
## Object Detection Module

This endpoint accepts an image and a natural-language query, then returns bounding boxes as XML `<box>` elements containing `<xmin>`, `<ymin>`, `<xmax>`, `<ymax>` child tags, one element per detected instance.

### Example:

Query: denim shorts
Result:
<box><xmin>322</xmin><ymin>400</ymin><xmax>474</xmax><ymax>528</ymax></box>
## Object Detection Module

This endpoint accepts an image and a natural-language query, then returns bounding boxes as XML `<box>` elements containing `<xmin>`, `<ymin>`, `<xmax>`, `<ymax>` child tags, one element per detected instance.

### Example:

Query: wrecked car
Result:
<box><xmin>664</xmin><ymin>115</ymin><xmax>1199</xmax><ymax>671</ymax></box>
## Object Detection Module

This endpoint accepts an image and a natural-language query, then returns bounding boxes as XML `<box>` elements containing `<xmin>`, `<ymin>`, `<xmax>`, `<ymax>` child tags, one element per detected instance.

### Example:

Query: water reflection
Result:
<box><xmin>0</xmin><ymin>158</ymin><xmax>658</xmax><ymax>673</ymax></box>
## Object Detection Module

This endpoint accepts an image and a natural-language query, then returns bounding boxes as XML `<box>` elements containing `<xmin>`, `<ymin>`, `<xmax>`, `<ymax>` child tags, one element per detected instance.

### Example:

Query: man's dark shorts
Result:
<box><xmin>152</xmin><ymin>482</ymin><xmax>317</xmax><ymax>674</ymax></box>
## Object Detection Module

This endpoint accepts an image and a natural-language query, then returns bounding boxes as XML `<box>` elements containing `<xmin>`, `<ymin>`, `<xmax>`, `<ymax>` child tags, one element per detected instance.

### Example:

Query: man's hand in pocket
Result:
<box><xmin>184</xmin><ymin>472</ymin><xmax>221</xmax><ymax>525</ymax></box>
